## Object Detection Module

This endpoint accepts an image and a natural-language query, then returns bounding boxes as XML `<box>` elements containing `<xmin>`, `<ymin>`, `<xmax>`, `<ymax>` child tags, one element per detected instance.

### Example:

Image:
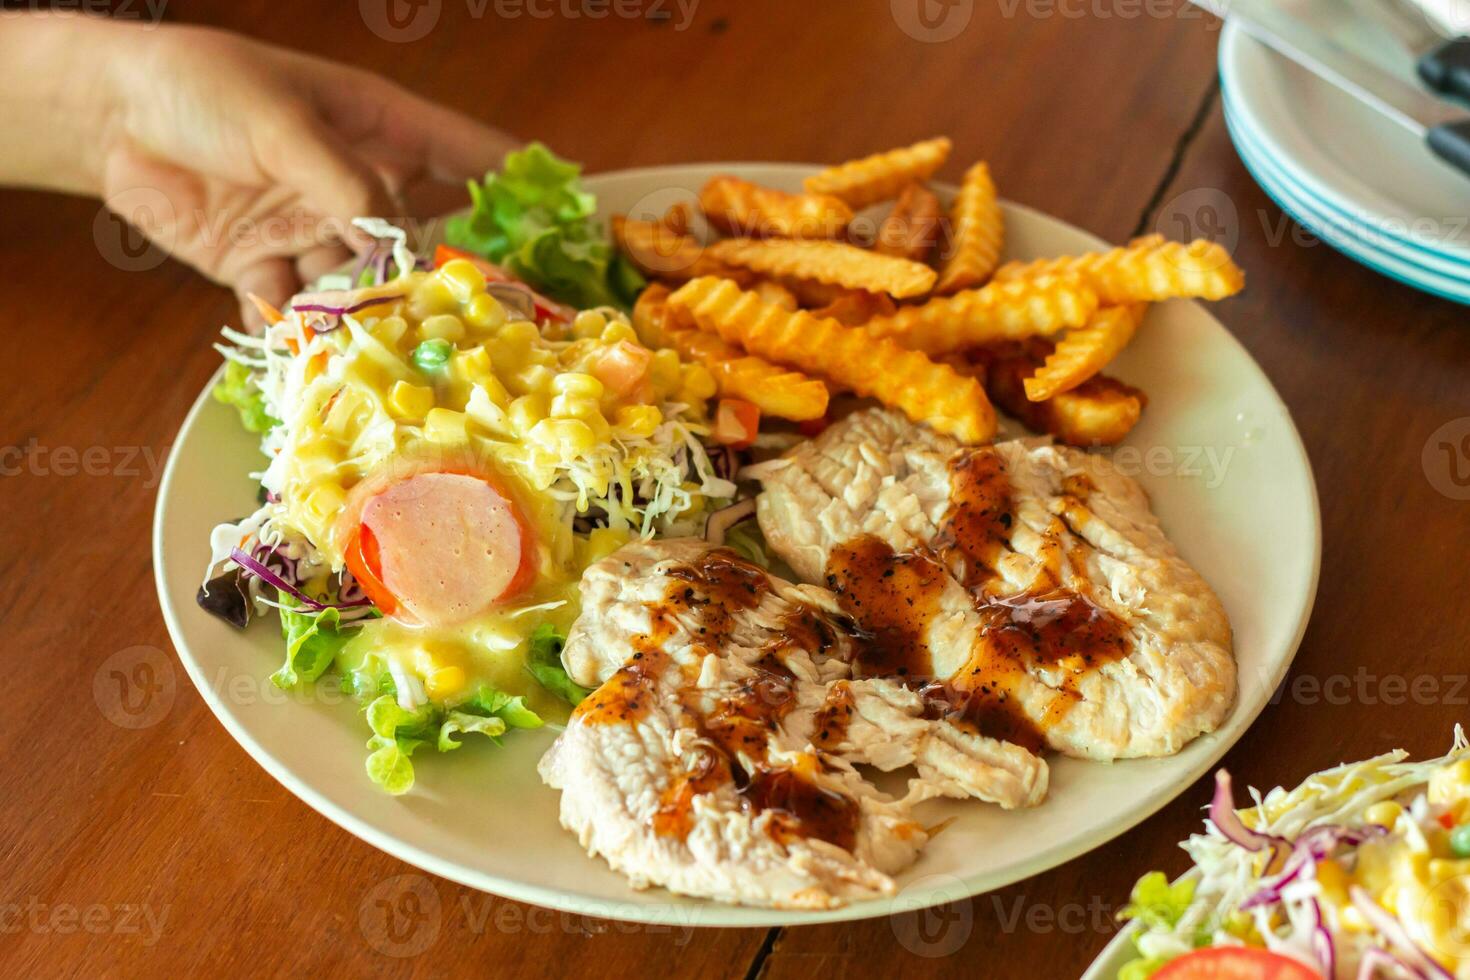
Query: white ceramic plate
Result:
<box><xmin>1219</xmin><ymin>20</ymin><xmax>1470</xmax><ymax>265</ymax></box>
<box><xmin>1225</xmin><ymin>97</ymin><xmax>1470</xmax><ymax>305</ymax></box>
<box><xmin>1082</xmin><ymin>922</ymin><xmax>1145</xmax><ymax>980</ymax></box>
<box><xmin>153</xmin><ymin>163</ymin><xmax>1321</xmax><ymax>926</ymax></box>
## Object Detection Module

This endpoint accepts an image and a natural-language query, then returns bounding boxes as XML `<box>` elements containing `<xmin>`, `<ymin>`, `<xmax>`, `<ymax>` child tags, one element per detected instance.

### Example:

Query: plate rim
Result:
<box><xmin>153</xmin><ymin>162</ymin><xmax>1322</xmax><ymax>927</ymax></box>
<box><xmin>1219</xmin><ymin>22</ymin><xmax>1470</xmax><ymax>266</ymax></box>
<box><xmin>1225</xmin><ymin>103</ymin><xmax>1470</xmax><ymax>305</ymax></box>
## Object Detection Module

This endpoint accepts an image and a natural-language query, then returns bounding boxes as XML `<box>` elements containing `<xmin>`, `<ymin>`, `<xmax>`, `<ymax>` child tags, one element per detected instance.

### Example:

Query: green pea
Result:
<box><xmin>1450</xmin><ymin>823</ymin><xmax>1470</xmax><ymax>858</ymax></box>
<box><xmin>412</xmin><ymin>338</ymin><xmax>453</xmax><ymax>372</ymax></box>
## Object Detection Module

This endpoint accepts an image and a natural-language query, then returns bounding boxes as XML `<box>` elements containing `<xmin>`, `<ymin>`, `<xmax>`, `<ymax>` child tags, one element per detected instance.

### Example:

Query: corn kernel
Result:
<box><xmin>372</xmin><ymin>315</ymin><xmax>409</xmax><ymax>348</ymax></box>
<box><xmin>551</xmin><ymin>372</ymin><xmax>605</xmax><ymax>400</ymax></box>
<box><xmin>425</xmin><ymin>666</ymin><xmax>467</xmax><ymax>701</ymax></box>
<box><xmin>1365</xmin><ymin>801</ymin><xmax>1403</xmax><ymax>828</ymax></box>
<box><xmin>614</xmin><ymin>404</ymin><xmax>663</xmax><ymax>439</ymax></box>
<box><xmin>600</xmin><ymin>320</ymin><xmax>637</xmax><ymax>345</ymax></box>
<box><xmin>420</xmin><ymin>313</ymin><xmax>466</xmax><ymax>343</ymax></box>
<box><xmin>513</xmin><ymin>364</ymin><xmax>556</xmax><ymax>396</ymax></box>
<box><xmin>465</xmin><ymin>293</ymin><xmax>506</xmax><ymax>331</ymax></box>
<box><xmin>497</xmin><ymin>320</ymin><xmax>541</xmax><ymax>348</ymax></box>
<box><xmin>436</xmin><ymin>259</ymin><xmax>486</xmax><ymax>304</ymax></box>
<box><xmin>528</xmin><ymin>418</ymin><xmax>595</xmax><ymax>456</ymax></box>
<box><xmin>572</xmin><ymin>310</ymin><xmax>607</xmax><ymax>339</ymax></box>
<box><xmin>649</xmin><ymin>348</ymin><xmax>682</xmax><ymax>396</ymax></box>
<box><xmin>547</xmin><ymin>390</ymin><xmax>596</xmax><ymax>418</ymax></box>
<box><xmin>1431</xmin><ymin>760</ymin><xmax>1470</xmax><ymax>804</ymax></box>
<box><xmin>305</xmin><ymin>482</ymin><xmax>346</xmax><ymax>522</ymax></box>
<box><xmin>679</xmin><ymin>363</ymin><xmax>718</xmax><ymax>401</ymax></box>
<box><xmin>388</xmin><ymin>380</ymin><xmax>435</xmax><ymax>420</ymax></box>
<box><xmin>454</xmin><ymin>345</ymin><xmax>493</xmax><ymax>383</ymax></box>
<box><xmin>425</xmin><ymin>407</ymin><xmax>468</xmax><ymax>444</ymax></box>
<box><xmin>409</xmin><ymin>277</ymin><xmax>458</xmax><ymax>320</ymax></box>
<box><xmin>508</xmin><ymin>393</ymin><xmax>548</xmax><ymax>435</ymax></box>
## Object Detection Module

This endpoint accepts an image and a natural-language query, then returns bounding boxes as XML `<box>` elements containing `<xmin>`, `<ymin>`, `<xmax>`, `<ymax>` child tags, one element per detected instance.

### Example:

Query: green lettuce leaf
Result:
<box><xmin>525</xmin><ymin>624</ymin><xmax>591</xmax><ymax>705</ymax></box>
<box><xmin>363</xmin><ymin>695</ymin><xmax>441</xmax><ymax>795</ymax></box>
<box><xmin>213</xmin><ymin>360</ymin><xmax>279</xmax><ymax>434</ymax></box>
<box><xmin>437</xmin><ymin>685</ymin><xmax>543</xmax><ymax>751</ymax></box>
<box><xmin>1119</xmin><ymin>872</ymin><xmax>1195</xmax><ymax>931</ymax></box>
<box><xmin>271</xmin><ymin>596</ymin><xmax>349</xmax><ymax>689</ymax></box>
<box><xmin>445</xmin><ymin>143</ymin><xmax>643</xmax><ymax>310</ymax></box>
<box><xmin>723</xmin><ymin>520</ymin><xmax>771</xmax><ymax>569</ymax></box>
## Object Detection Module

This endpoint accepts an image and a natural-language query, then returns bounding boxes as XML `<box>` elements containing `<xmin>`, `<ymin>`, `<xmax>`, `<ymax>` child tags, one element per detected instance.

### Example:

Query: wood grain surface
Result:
<box><xmin>4</xmin><ymin>1</ymin><xmax>1466</xmax><ymax>977</ymax></box>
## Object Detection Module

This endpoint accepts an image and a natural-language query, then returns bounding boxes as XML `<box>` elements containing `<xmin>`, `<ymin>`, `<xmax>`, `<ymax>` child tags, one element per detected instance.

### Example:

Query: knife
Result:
<box><xmin>1347</xmin><ymin>0</ymin><xmax>1470</xmax><ymax>102</ymax></box>
<box><xmin>1196</xmin><ymin>0</ymin><xmax>1470</xmax><ymax>178</ymax></box>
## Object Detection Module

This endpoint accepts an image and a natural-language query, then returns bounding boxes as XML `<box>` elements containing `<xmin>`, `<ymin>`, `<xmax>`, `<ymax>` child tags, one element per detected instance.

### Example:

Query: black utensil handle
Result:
<box><xmin>1418</xmin><ymin>37</ymin><xmax>1470</xmax><ymax>102</ymax></box>
<box><xmin>1427</xmin><ymin>119</ymin><xmax>1470</xmax><ymax>177</ymax></box>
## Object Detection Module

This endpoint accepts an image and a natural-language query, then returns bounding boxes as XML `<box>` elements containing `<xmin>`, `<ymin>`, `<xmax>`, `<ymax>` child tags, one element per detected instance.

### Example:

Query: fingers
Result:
<box><xmin>254</xmin><ymin>106</ymin><xmax>397</xmax><ymax>232</ymax></box>
<box><xmin>311</xmin><ymin>68</ymin><xmax>518</xmax><ymax>185</ymax></box>
<box><xmin>296</xmin><ymin>243</ymin><xmax>355</xmax><ymax>285</ymax></box>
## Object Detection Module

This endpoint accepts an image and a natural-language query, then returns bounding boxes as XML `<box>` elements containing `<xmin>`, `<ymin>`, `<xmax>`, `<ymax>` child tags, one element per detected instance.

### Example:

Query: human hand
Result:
<box><xmin>87</xmin><ymin>20</ymin><xmax>516</xmax><ymax>325</ymax></box>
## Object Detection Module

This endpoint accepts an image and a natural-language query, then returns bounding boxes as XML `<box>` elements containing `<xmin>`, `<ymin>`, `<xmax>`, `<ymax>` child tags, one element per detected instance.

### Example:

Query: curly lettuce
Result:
<box><xmin>524</xmin><ymin>624</ymin><xmax>590</xmax><ymax>706</ymax></box>
<box><xmin>446</xmin><ymin>142</ymin><xmax>643</xmax><ymax>310</ymax></box>
<box><xmin>213</xmin><ymin>360</ymin><xmax>279</xmax><ymax>434</ymax></box>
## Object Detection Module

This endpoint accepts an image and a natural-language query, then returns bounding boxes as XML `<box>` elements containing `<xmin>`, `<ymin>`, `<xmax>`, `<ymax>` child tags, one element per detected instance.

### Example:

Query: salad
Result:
<box><xmin>199</xmin><ymin>145</ymin><xmax>764</xmax><ymax>793</ymax></box>
<box><xmin>1117</xmin><ymin>730</ymin><xmax>1470</xmax><ymax>979</ymax></box>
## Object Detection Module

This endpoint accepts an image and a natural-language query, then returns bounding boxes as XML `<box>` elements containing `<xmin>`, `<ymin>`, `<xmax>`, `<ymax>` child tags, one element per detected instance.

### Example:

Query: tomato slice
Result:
<box><xmin>1154</xmin><ymin>947</ymin><xmax>1323</xmax><ymax>980</ymax></box>
<box><xmin>343</xmin><ymin>523</ymin><xmax>399</xmax><ymax>617</ymax></box>
<box><xmin>339</xmin><ymin>463</ymin><xmax>538</xmax><ymax>626</ymax></box>
<box><xmin>713</xmin><ymin>399</ymin><xmax>760</xmax><ymax>449</ymax></box>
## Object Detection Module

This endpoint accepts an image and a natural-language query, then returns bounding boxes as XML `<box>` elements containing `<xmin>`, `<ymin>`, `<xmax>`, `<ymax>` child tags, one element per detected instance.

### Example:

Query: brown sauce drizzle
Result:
<box><xmin>823</xmin><ymin>448</ymin><xmax>1132</xmax><ymax>755</ymax></box>
<box><xmin>578</xmin><ymin>549</ymin><xmax>860</xmax><ymax>850</ymax></box>
<box><xmin>812</xmin><ymin>681</ymin><xmax>856</xmax><ymax>749</ymax></box>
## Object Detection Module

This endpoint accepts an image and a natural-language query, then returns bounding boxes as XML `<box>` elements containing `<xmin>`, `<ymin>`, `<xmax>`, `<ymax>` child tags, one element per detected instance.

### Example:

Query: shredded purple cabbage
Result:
<box><xmin>229</xmin><ymin>547</ymin><xmax>372</xmax><ymax>613</ymax></box>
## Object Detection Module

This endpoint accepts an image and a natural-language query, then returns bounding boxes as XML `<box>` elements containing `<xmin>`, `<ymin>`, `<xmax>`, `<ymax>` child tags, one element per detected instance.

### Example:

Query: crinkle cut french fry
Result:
<box><xmin>994</xmin><ymin>238</ymin><xmax>1244</xmax><ymax>303</ymax></box>
<box><xmin>811</xmin><ymin>290</ymin><xmax>896</xmax><ymax>326</ymax></box>
<box><xmin>935</xmin><ymin>161</ymin><xmax>1003</xmax><ymax>293</ymax></box>
<box><xmin>803</xmin><ymin>137</ymin><xmax>952</xmax><ymax>209</ymax></box>
<box><xmin>976</xmin><ymin>341</ymin><xmax>1145</xmax><ymax>446</ymax></box>
<box><xmin>874</xmin><ymin>183</ymin><xmax>943</xmax><ymax>263</ymax></box>
<box><xmin>668</xmin><ymin>276</ymin><xmax>995</xmax><ymax>443</ymax></box>
<box><xmin>698</xmin><ymin>176</ymin><xmax>853</xmax><ymax>239</ymax></box>
<box><xmin>612</xmin><ymin>215</ymin><xmax>750</xmax><ymax>284</ymax></box>
<box><xmin>1023</xmin><ymin>304</ymin><xmax>1146</xmax><ymax>401</ymax></box>
<box><xmin>633</xmin><ymin>283</ymin><xmax>829</xmax><ymax>421</ymax></box>
<box><xmin>862</xmin><ymin>274</ymin><xmax>1098</xmax><ymax>354</ymax></box>
<box><xmin>704</xmin><ymin>238</ymin><xmax>936</xmax><ymax>298</ymax></box>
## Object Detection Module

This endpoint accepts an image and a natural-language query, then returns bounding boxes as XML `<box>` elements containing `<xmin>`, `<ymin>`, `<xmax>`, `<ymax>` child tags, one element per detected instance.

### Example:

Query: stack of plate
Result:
<box><xmin>1220</xmin><ymin>21</ymin><xmax>1470</xmax><ymax>303</ymax></box>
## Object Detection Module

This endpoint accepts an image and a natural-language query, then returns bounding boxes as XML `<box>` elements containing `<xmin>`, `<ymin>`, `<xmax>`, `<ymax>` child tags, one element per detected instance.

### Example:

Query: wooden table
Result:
<box><xmin>6</xmin><ymin>1</ymin><xmax>1469</xmax><ymax>976</ymax></box>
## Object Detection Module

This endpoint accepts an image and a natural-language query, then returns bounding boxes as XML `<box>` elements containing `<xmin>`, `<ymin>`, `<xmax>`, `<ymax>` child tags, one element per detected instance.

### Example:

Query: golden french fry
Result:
<box><xmin>698</xmin><ymin>176</ymin><xmax>853</xmax><ymax>240</ymax></box>
<box><xmin>935</xmin><ymin>161</ymin><xmax>1004</xmax><ymax>293</ymax></box>
<box><xmin>977</xmin><ymin>342</ymin><xmax>1145</xmax><ymax>446</ymax></box>
<box><xmin>862</xmin><ymin>274</ymin><xmax>1098</xmax><ymax>354</ymax></box>
<box><xmin>803</xmin><ymin>137</ymin><xmax>953</xmax><ymax>209</ymax></box>
<box><xmin>874</xmin><ymin>183</ymin><xmax>943</xmax><ymax>263</ymax></box>
<box><xmin>613</xmin><ymin>215</ymin><xmax>749</xmax><ymax>284</ymax></box>
<box><xmin>811</xmin><ymin>290</ymin><xmax>897</xmax><ymax>326</ymax></box>
<box><xmin>660</xmin><ymin>201</ymin><xmax>693</xmax><ymax>236</ymax></box>
<box><xmin>668</xmin><ymin>276</ymin><xmax>995</xmax><ymax>443</ymax></box>
<box><xmin>705</xmin><ymin>238</ymin><xmax>936</xmax><ymax>298</ymax></box>
<box><xmin>752</xmin><ymin>279</ymin><xmax>800</xmax><ymax>310</ymax></box>
<box><xmin>994</xmin><ymin>238</ymin><xmax>1244</xmax><ymax>303</ymax></box>
<box><xmin>633</xmin><ymin>283</ymin><xmax>829</xmax><ymax>421</ymax></box>
<box><xmin>1023</xmin><ymin>304</ymin><xmax>1146</xmax><ymax>401</ymax></box>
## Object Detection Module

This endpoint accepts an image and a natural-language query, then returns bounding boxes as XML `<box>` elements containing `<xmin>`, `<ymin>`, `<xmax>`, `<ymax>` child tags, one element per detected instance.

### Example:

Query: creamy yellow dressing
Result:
<box><xmin>264</xmin><ymin>260</ymin><xmax>723</xmax><ymax>714</ymax></box>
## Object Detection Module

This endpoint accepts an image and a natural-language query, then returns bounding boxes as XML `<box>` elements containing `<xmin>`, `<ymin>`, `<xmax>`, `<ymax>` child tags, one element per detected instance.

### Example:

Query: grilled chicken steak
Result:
<box><xmin>751</xmin><ymin>407</ymin><xmax>1235</xmax><ymax>760</ymax></box>
<box><xmin>539</xmin><ymin>538</ymin><xmax>1046</xmax><ymax>909</ymax></box>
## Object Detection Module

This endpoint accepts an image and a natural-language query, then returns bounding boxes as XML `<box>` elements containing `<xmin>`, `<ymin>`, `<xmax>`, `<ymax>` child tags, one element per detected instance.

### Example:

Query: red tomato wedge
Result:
<box><xmin>336</xmin><ymin>454</ymin><xmax>537</xmax><ymax>627</ymax></box>
<box><xmin>431</xmin><ymin>244</ymin><xmax>571</xmax><ymax>323</ymax></box>
<box><xmin>1154</xmin><ymin>948</ymin><xmax>1323</xmax><ymax>980</ymax></box>
<box><xmin>713</xmin><ymin>399</ymin><xmax>760</xmax><ymax>449</ymax></box>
